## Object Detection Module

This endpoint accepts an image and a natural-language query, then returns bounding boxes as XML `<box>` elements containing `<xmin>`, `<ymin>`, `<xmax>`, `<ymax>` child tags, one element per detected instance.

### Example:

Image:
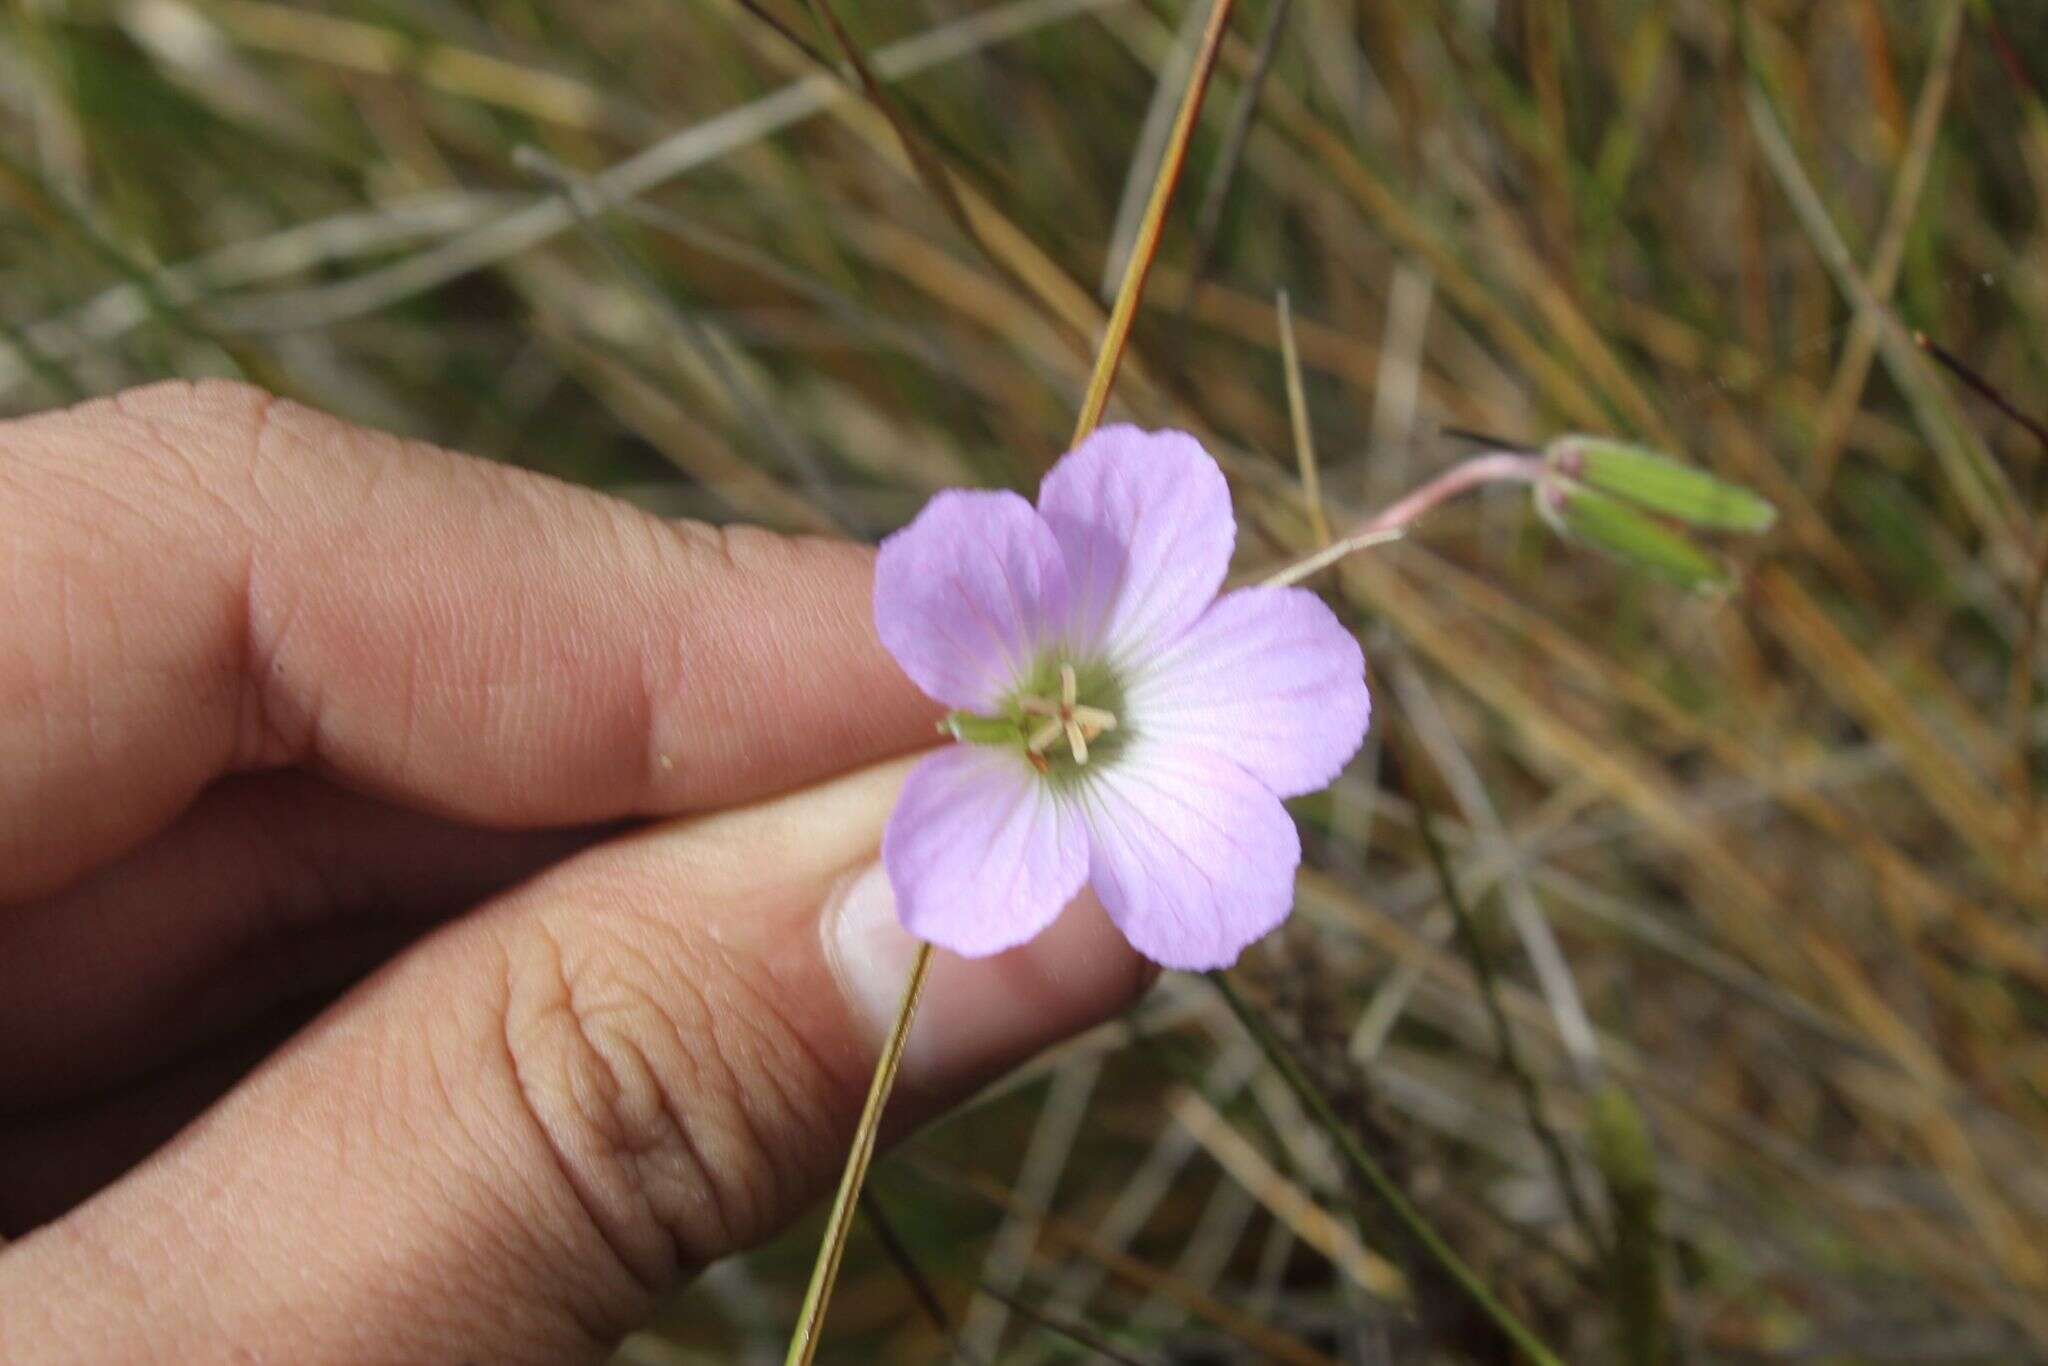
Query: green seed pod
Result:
<box><xmin>1550</xmin><ymin>436</ymin><xmax>1778</xmax><ymax>534</ymax></box>
<box><xmin>1547</xmin><ymin>480</ymin><xmax>1731</xmax><ymax>592</ymax></box>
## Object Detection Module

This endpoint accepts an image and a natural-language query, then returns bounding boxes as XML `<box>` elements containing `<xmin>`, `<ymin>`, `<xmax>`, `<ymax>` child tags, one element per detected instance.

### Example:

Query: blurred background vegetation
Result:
<box><xmin>7</xmin><ymin>0</ymin><xmax>2048</xmax><ymax>1360</ymax></box>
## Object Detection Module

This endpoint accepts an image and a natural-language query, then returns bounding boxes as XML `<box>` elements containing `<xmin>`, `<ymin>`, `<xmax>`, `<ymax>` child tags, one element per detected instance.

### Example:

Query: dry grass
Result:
<box><xmin>7</xmin><ymin>0</ymin><xmax>2048</xmax><ymax>1361</ymax></box>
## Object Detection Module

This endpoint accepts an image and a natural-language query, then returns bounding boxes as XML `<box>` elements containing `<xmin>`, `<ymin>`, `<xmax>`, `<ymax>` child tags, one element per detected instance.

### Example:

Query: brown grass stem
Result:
<box><xmin>1073</xmin><ymin>0</ymin><xmax>1238</xmax><ymax>442</ymax></box>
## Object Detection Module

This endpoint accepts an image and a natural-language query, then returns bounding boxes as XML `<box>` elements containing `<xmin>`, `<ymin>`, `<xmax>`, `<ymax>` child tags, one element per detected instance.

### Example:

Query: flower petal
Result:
<box><xmin>874</xmin><ymin>489</ymin><xmax>1070</xmax><ymax>710</ymax></box>
<box><xmin>1075</xmin><ymin>739</ymin><xmax>1300</xmax><ymax>971</ymax></box>
<box><xmin>1036</xmin><ymin>426</ymin><xmax>1235</xmax><ymax>667</ymax></box>
<box><xmin>883</xmin><ymin>746</ymin><xmax>1090</xmax><ymax>958</ymax></box>
<box><xmin>1124</xmin><ymin>586</ymin><xmax>1370</xmax><ymax>799</ymax></box>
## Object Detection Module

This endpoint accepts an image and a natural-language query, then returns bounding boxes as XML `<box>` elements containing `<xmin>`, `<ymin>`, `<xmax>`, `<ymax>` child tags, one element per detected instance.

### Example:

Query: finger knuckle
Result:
<box><xmin>493</xmin><ymin>902</ymin><xmax>849</xmax><ymax>1287</ymax></box>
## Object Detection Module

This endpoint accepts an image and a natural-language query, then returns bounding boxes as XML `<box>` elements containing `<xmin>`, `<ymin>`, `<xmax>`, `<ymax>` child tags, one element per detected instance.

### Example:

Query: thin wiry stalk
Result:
<box><xmin>1388</xmin><ymin>660</ymin><xmax>1604</xmax><ymax>1087</ymax></box>
<box><xmin>1801</xmin><ymin>0</ymin><xmax>1965</xmax><ymax>501</ymax></box>
<box><xmin>1405</xmin><ymin>771</ymin><xmax>1607</xmax><ymax>1258</ymax></box>
<box><xmin>1182</xmin><ymin>0</ymin><xmax>1292</xmax><ymax>308</ymax></box>
<box><xmin>1208</xmin><ymin>969</ymin><xmax>1567</xmax><ymax>1366</ymax></box>
<box><xmin>800</xmin><ymin>0</ymin><xmax>1009</xmax><ymax>290</ymax></box>
<box><xmin>1073</xmin><ymin>0</ymin><xmax>1239</xmax><ymax>440</ymax></box>
<box><xmin>855</xmin><ymin>1191</ymin><xmax>974</xmax><ymax>1358</ymax></box>
<box><xmin>1102</xmin><ymin>0</ymin><xmax>1211</xmax><ymax>301</ymax></box>
<box><xmin>779</xmin><ymin>3</ymin><xmax>1236</xmax><ymax>1353</ymax></box>
<box><xmin>513</xmin><ymin>147</ymin><xmax>838</xmax><ymax>526</ymax></box>
<box><xmin>973</xmin><ymin>1278</ymin><xmax>1162</xmax><ymax>1366</ymax></box>
<box><xmin>957</xmin><ymin>1055</ymin><xmax>1102</xmax><ymax>1356</ymax></box>
<box><xmin>201</xmin><ymin>0</ymin><xmax>1128</xmax><ymax>333</ymax></box>
<box><xmin>0</xmin><ymin>144</ymin><xmax>272</xmax><ymax>389</ymax></box>
<box><xmin>1913</xmin><ymin>330</ymin><xmax>2048</xmax><ymax>852</ymax></box>
<box><xmin>781</xmin><ymin>946</ymin><xmax>932</xmax><ymax>1366</ymax></box>
<box><xmin>1277</xmin><ymin>288</ymin><xmax>1332</xmax><ymax>547</ymax></box>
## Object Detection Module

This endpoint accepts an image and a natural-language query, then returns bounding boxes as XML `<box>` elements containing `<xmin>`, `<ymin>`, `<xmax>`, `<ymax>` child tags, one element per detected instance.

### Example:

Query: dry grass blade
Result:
<box><xmin>799</xmin><ymin>0</ymin><xmax>1021</xmax><ymax>309</ymax></box>
<box><xmin>1167</xmin><ymin>1085</ymin><xmax>1405</xmax><ymax>1298</ymax></box>
<box><xmin>199</xmin><ymin>0</ymin><xmax>641</xmax><ymax>133</ymax></box>
<box><xmin>1915</xmin><ymin>328</ymin><xmax>2048</xmax><ymax>839</ymax></box>
<box><xmin>1277</xmin><ymin>288</ymin><xmax>1332</xmax><ymax>547</ymax></box>
<box><xmin>513</xmin><ymin>147</ymin><xmax>835</xmax><ymax>523</ymax></box>
<box><xmin>1183</xmin><ymin>0</ymin><xmax>1292</xmax><ymax>307</ymax></box>
<box><xmin>1802</xmin><ymin>0</ymin><xmax>1966</xmax><ymax>499</ymax></box>
<box><xmin>1073</xmin><ymin>0</ymin><xmax>1239</xmax><ymax>440</ymax></box>
<box><xmin>1753</xmin><ymin>568</ymin><xmax>2028</xmax><ymax>895</ymax></box>
<box><xmin>924</xmin><ymin>1158</ymin><xmax>1341</xmax><ymax>1366</ymax></box>
<box><xmin>1102</xmin><ymin>0</ymin><xmax>1211</xmax><ymax>301</ymax></box>
<box><xmin>1403</xmin><ymin>769</ymin><xmax>1604</xmax><ymax>1255</ymax></box>
<box><xmin>1208</xmin><ymin>970</ymin><xmax>1566</xmax><ymax>1366</ymax></box>
<box><xmin>193</xmin><ymin>0</ymin><xmax>1125</xmax><ymax>333</ymax></box>
<box><xmin>1741</xmin><ymin>76</ymin><xmax>2024</xmax><ymax>572</ymax></box>
<box><xmin>970</xmin><ymin>1279</ymin><xmax>1161</xmax><ymax>1366</ymax></box>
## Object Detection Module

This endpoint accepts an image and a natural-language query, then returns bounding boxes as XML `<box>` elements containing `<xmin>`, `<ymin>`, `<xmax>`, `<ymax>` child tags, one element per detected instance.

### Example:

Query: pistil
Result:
<box><xmin>1019</xmin><ymin>663</ymin><xmax>1118</xmax><ymax>766</ymax></box>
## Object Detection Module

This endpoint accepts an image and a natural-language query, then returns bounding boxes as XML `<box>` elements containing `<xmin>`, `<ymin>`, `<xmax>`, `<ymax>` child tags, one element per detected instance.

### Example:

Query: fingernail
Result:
<box><xmin>822</xmin><ymin>861</ymin><xmax>1150</xmax><ymax>1100</ymax></box>
<box><xmin>822</xmin><ymin>861</ymin><xmax>920</xmax><ymax>1045</ymax></box>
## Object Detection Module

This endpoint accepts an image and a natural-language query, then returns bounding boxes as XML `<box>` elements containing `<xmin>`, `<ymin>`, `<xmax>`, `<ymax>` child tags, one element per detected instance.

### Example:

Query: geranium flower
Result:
<box><xmin>874</xmin><ymin>426</ymin><xmax>1371</xmax><ymax>971</ymax></box>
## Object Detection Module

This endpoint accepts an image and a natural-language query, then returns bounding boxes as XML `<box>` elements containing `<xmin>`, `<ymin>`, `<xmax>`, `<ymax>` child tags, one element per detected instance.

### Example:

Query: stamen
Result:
<box><xmin>1012</xmin><ymin>663</ymin><xmax>1119</xmax><ymax>769</ymax></box>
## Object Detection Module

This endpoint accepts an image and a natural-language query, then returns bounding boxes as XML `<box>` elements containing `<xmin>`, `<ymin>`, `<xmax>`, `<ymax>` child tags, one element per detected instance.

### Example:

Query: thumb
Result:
<box><xmin>3</xmin><ymin>757</ymin><xmax>1149</xmax><ymax>1364</ymax></box>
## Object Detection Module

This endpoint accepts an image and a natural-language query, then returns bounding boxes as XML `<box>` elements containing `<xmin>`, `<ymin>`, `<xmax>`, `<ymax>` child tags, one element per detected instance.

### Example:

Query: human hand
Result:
<box><xmin>0</xmin><ymin>381</ymin><xmax>1148</xmax><ymax>1363</ymax></box>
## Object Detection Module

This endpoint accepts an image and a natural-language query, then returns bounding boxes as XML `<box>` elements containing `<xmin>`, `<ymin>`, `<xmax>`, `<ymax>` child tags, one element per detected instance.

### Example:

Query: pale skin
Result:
<box><xmin>0</xmin><ymin>381</ymin><xmax>1150</xmax><ymax>1363</ymax></box>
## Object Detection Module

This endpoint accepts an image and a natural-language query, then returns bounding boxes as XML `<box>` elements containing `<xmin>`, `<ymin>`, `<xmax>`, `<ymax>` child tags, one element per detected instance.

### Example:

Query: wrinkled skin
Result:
<box><xmin>0</xmin><ymin>382</ymin><xmax>1148</xmax><ymax>1364</ymax></box>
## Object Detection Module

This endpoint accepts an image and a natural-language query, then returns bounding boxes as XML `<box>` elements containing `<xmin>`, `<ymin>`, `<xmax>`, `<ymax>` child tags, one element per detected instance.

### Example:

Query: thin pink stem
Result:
<box><xmin>1256</xmin><ymin>451</ymin><xmax>1546</xmax><ymax>589</ymax></box>
<box><xmin>1359</xmin><ymin>452</ymin><xmax>1545</xmax><ymax>537</ymax></box>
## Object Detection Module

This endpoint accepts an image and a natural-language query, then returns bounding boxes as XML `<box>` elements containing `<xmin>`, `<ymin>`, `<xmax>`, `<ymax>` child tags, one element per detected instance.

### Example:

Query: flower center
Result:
<box><xmin>1018</xmin><ymin>663</ymin><xmax>1119</xmax><ymax>771</ymax></box>
<box><xmin>936</xmin><ymin>657</ymin><xmax>1128</xmax><ymax>780</ymax></box>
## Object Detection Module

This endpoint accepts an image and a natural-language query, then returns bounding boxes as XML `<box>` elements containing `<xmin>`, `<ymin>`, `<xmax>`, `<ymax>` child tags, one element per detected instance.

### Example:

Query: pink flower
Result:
<box><xmin>874</xmin><ymin>426</ymin><xmax>1371</xmax><ymax>971</ymax></box>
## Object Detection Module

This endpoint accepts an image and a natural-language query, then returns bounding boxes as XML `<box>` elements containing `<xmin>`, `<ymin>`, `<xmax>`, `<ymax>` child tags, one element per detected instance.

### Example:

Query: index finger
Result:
<box><xmin>0</xmin><ymin>381</ymin><xmax>936</xmax><ymax>901</ymax></box>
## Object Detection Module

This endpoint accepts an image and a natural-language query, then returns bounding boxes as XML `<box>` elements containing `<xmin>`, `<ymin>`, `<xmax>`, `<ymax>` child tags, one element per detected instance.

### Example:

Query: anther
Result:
<box><xmin>1016</xmin><ymin>663</ymin><xmax>1118</xmax><ymax>767</ymax></box>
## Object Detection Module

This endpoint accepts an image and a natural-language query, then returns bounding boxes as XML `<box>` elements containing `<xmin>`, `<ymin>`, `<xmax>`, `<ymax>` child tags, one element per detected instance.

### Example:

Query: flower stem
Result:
<box><xmin>782</xmin><ymin>5</ymin><xmax>1239</xmax><ymax>1355</ymax></box>
<box><xmin>1207</xmin><ymin>969</ymin><xmax>1566</xmax><ymax>1366</ymax></box>
<box><xmin>1254</xmin><ymin>451</ymin><xmax>1545</xmax><ymax>589</ymax></box>
<box><xmin>782</xmin><ymin>940</ymin><xmax>934</xmax><ymax>1366</ymax></box>
<box><xmin>1358</xmin><ymin>451</ymin><xmax>1545</xmax><ymax>538</ymax></box>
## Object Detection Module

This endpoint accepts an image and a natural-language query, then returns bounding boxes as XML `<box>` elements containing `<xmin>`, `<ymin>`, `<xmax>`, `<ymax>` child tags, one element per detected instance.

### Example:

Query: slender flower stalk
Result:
<box><xmin>781</xmin><ymin>6</ymin><xmax>1237</xmax><ymax>1359</ymax></box>
<box><xmin>1357</xmin><ymin>451</ymin><xmax>1545</xmax><ymax>538</ymax></box>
